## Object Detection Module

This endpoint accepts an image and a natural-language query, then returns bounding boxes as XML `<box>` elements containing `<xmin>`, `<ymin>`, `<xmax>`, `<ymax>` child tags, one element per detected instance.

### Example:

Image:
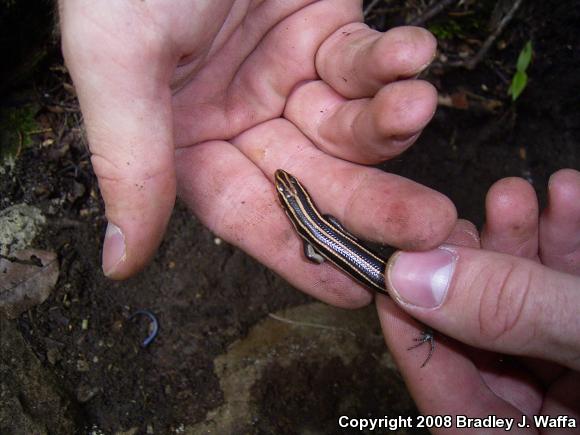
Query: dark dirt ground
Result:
<box><xmin>1</xmin><ymin>1</ymin><xmax>579</xmax><ymax>434</ymax></box>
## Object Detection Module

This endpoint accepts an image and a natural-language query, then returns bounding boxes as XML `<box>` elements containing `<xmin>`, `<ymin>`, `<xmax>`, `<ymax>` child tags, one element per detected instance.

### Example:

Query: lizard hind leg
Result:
<box><xmin>303</xmin><ymin>241</ymin><xmax>325</xmax><ymax>264</ymax></box>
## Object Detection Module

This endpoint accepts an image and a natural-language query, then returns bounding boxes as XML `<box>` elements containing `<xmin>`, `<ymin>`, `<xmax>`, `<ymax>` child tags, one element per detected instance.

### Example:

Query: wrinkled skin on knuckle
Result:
<box><xmin>476</xmin><ymin>260</ymin><xmax>536</xmax><ymax>347</ymax></box>
<box><xmin>91</xmin><ymin>153</ymin><xmax>175</xmax><ymax>208</ymax></box>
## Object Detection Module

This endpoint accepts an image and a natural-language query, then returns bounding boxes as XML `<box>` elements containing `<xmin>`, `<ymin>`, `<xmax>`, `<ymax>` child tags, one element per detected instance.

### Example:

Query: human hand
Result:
<box><xmin>60</xmin><ymin>0</ymin><xmax>456</xmax><ymax>306</ymax></box>
<box><xmin>378</xmin><ymin>169</ymin><xmax>580</xmax><ymax>430</ymax></box>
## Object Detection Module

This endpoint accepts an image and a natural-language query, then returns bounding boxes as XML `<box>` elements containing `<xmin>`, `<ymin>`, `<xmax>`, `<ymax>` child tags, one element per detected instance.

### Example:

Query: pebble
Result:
<box><xmin>0</xmin><ymin>204</ymin><xmax>46</xmax><ymax>256</ymax></box>
<box><xmin>76</xmin><ymin>359</ymin><xmax>90</xmax><ymax>372</ymax></box>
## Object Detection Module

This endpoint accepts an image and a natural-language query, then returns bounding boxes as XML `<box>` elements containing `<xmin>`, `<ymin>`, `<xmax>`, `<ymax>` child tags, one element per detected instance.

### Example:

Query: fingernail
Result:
<box><xmin>387</xmin><ymin>246</ymin><xmax>457</xmax><ymax>308</ymax></box>
<box><xmin>413</xmin><ymin>51</ymin><xmax>437</xmax><ymax>76</ymax></box>
<box><xmin>103</xmin><ymin>222</ymin><xmax>126</xmax><ymax>277</ymax></box>
<box><xmin>391</xmin><ymin>131</ymin><xmax>421</xmax><ymax>148</ymax></box>
<box><xmin>416</xmin><ymin>60</ymin><xmax>432</xmax><ymax>75</ymax></box>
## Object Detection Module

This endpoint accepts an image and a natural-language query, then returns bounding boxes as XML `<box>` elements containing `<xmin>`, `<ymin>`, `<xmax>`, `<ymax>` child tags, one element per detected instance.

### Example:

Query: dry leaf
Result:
<box><xmin>0</xmin><ymin>249</ymin><xmax>59</xmax><ymax>319</ymax></box>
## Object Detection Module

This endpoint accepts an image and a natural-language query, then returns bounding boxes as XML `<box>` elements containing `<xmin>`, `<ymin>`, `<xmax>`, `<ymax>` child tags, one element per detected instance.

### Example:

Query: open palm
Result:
<box><xmin>61</xmin><ymin>0</ymin><xmax>456</xmax><ymax>306</ymax></box>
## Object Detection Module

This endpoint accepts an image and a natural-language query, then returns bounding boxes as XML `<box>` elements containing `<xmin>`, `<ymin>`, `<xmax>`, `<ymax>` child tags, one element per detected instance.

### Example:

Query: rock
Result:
<box><xmin>46</xmin><ymin>347</ymin><xmax>61</xmax><ymax>365</ymax></box>
<box><xmin>0</xmin><ymin>204</ymin><xmax>46</xmax><ymax>256</ymax></box>
<box><xmin>186</xmin><ymin>303</ymin><xmax>419</xmax><ymax>434</ymax></box>
<box><xmin>0</xmin><ymin>249</ymin><xmax>59</xmax><ymax>319</ymax></box>
<box><xmin>76</xmin><ymin>383</ymin><xmax>99</xmax><ymax>403</ymax></box>
<box><xmin>0</xmin><ymin>315</ymin><xmax>81</xmax><ymax>434</ymax></box>
<box><xmin>76</xmin><ymin>359</ymin><xmax>90</xmax><ymax>373</ymax></box>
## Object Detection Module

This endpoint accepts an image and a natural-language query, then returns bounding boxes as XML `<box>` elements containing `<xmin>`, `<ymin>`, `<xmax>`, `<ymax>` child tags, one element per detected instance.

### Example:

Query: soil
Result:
<box><xmin>1</xmin><ymin>1</ymin><xmax>579</xmax><ymax>434</ymax></box>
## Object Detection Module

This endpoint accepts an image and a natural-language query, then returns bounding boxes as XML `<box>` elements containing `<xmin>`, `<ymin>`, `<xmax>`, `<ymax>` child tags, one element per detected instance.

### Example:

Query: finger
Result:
<box><xmin>175</xmin><ymin>141</ymin><xmax>372</xmax><ymax>308</ymax></box>
<box><xmin>376</xmin><ymin>296</ymin><xmax>539</xmax><ymax>423</ymax></box>
<box><xmin>481</xmin><ymin>177</ymin><xmax>539</xmax><ymax>259</ymax></box>
<box><xmin>446</xmin><ymin>219</ymin><xmax>480</xmax><ymax>248</ymax></box>
<box><xmin>285</xmin><ymin>79</ymin><xmax>437</xmax><ymax>164</ymax></box>
<box><xmin>61</xmin><ymin>5</ymin><xmax>176</xmax><ymax>279</ymax></box>
<box><xmin>385</xmin><ymin>246</ymin><xmax>580</xmax><ymax>370</ymax></box>
<box><xmin>232</xmin><ymin>119</ymin><xmax>456</xmax><ymax>250</ymax></box>
<box><xmin>540</xmin><ymin>169</ymin><xmax>580</xmax><ymax>274</ymax></box>
<box><xmin>172</xmin><ymin>0</ymin><xmax>363</xmax><ymax>146</ymax></box>
<box><xmin>316</xmin><ymin>24</ymin><xmax>437</xmax><ymax>98</ymax></box>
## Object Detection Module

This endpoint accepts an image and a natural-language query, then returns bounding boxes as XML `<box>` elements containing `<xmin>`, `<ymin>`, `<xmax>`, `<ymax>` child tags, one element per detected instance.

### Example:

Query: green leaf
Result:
<box><xmin>516</xmin><ymin>41</ymin><xmax>533</xmax><ymax>72</ymax></box>
<box><xmin>508</xmin><ymin>70</ymin><xmax>528</xmax><ymax>101</ymax></box>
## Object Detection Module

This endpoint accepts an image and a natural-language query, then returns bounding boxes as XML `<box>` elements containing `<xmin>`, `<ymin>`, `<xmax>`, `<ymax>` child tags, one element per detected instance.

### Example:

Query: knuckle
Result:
<box><xmin>476</xmin><ymin>261</ymin><xmax>536</xmax><ymax>345</ymax></box>
<box><xmin>91</xmin><ymin>152</ymin><xmax>172</xmax><ymax>185</ymax></box>
<box><xmin>90</xmin><ymin>151</ymin><xmax>175</xmax><ymax>215</ymax></box>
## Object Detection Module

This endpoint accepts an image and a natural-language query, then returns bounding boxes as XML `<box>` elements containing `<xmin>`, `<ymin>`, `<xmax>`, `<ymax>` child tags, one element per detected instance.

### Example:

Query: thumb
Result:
<box><xmin>61</xmin><ymin>4</ymin><xmax>176</xmax><ymax>279</ymax></box>
<box><xmin>385</xmin><ymin>246</ymin><xmax>580</xmax><ymax>370</ymax></box>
